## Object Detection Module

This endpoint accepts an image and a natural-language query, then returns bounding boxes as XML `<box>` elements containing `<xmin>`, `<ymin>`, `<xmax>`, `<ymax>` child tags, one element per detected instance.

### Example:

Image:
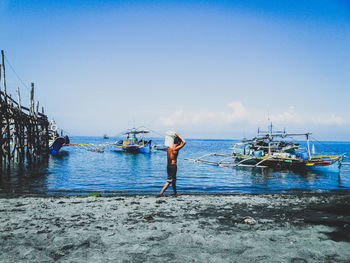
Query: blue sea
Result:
<box><xmin>1</xmin><ymin>137</ymin><xmax>350</xmax><ymax>195</ymax></box>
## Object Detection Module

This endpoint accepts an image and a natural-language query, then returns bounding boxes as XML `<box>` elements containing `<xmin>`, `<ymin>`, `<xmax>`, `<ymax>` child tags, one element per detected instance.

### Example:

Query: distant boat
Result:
<box><xmin>103</xmin><ymin>134</ymin><xmax>109</xmax><ymax>139</ymax></box>
<box><xmin>48</xmin><ymin>120</ymin><xmax>69</xmax><ymax>155</ymax></box>
<box><xmin>114</xmin><ymin>127</ymin><xmax>152</xmax><ymax>154</ymax></box>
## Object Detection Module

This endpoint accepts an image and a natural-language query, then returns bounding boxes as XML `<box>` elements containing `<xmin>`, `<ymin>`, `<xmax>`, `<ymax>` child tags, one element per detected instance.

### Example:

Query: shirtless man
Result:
<box><xmin>158</xmin><ymin>133</ymin><xmax>186</xmax><ymax>197</ymax></box>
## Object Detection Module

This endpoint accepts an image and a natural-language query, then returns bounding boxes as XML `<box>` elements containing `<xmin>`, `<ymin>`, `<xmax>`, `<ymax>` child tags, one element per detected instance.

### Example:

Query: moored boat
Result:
<box><xmin>49</xmin><ymin>120</ymin><xmax>69</xmax><ymax>155</ymax></box>
<box><xmin>114</xmin><ymin>127</ymin><xmax>152</xmax><ymax>154</ymax></box>
<box><xmin>186</xmin><ymin>123</ymin><xmax>343</xmax><ymax>172</ymax></box>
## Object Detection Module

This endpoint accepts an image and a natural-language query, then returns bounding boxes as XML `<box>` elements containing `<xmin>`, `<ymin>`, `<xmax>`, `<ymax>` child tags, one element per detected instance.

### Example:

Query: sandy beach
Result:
<box><xmin>0</xmin><ymin>193</ymin><xmax>349</xmax><ymax>262</ymax></box>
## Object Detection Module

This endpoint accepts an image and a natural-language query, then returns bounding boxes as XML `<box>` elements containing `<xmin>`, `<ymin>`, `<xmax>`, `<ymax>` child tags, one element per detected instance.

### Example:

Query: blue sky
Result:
<box><xmin>1</xmin><ymin>0</ymin><xmax>350</xmax><ymax>140</ymax></box>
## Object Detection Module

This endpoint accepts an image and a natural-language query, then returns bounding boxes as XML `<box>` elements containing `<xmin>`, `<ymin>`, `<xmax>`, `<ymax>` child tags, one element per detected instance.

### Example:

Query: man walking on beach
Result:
<box><xmin>159</xmin><ymin>133</ymin><xmax>186</xmax><ymax>197</ymax></box>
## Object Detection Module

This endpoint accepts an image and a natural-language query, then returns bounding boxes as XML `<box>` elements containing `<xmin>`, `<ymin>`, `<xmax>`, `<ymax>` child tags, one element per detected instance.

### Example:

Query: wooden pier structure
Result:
<box><xmin>0</xmin><ymin>50</ymin><xmax>49</xmax><ymax>170</ymax></box>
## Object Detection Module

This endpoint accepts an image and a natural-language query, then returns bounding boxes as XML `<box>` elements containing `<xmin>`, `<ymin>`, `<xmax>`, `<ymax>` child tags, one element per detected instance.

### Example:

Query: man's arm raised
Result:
<box><xmin>175</xmin><ymin>133</ymin><xmax>186</xmax><ymax>150</ymax></box>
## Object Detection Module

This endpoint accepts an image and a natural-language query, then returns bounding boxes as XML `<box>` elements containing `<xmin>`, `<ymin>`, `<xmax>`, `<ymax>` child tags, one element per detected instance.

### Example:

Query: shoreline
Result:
<box><xmin>1</xmin><ymin>189</ymin><xmax>350</xmax><ymax>198</ymax></box>
<box><xmin>1</xmin><ymin>193</ymin><xmax>350</xmax><ymax>262</ymax></box>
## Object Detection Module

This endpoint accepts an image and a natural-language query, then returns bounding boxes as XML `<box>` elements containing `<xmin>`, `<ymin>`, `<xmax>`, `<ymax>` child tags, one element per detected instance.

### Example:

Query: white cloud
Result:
<box><xmin>158</xmin><ymin>110</ymin><xmax>186</xmax><ymax>126</ymax></box>
<box><xmin>312</xmin><ymin>114</ymin><xmax>347</xmax><ymax>126</ymax></box>
<box><xmin>269</xmin><ymin>107</ymin><xmax>303</xmax><ymax>124</ymax></box>
<box><xmin>227</xmin><ymin>101</ymin><xmax>248</xmax><ymax>117</ymax></box>
<box><xmin>158</xmin><ymin>101</ymin><xmax>348</xmax><ymax>129</ymax></box>
<box><xmin>158</xmin><ymin>110</ymin><xmax>219</xmax><ymax>126</ymax></box>
<box><xmin>158</xmin><ymin>101</ymin><xmax>250</xmax><ymax>127</ymax></box>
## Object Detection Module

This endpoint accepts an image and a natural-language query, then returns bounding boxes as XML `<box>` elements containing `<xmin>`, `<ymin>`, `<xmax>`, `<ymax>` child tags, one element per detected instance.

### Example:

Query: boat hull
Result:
<box><xmin>304</xmin><ymin>159</ymin><xmax>340</xmax><ymax>172</ymax></box>
<box><xmin>49</xmin><ymin>137</ymin><xmax>66</xmax><ymax>155</ymax></box>
<box><xmin>139</xmin><ymin>145</ymin><xmax>151</xmax><ymax>154</ymax></box>
<box><xmin>122</xmin><ymin>145</ymin><xmax>141</xmax><ymax>153</ymax></box>
<box><xmin>120</xmin><ymin>144</ymin><xmax>151</xmax><ymax>154</ymax></box>
<box><xmin>233</xmin><ymin>155</ymin><xmax>341</xmax><ymax>172</ymax></box>
<box><xmin>49</xmin><ymin>136</ymin><xmax>69</xmax><ymax>155</ymax></box>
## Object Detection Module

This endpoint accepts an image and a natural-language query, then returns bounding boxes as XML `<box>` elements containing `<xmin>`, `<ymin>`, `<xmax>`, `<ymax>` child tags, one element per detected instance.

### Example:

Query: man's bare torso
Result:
<box><xmin>167</xmin><ymin>147</ymin><xmax>178</xmax><ymax>165</ymax></box>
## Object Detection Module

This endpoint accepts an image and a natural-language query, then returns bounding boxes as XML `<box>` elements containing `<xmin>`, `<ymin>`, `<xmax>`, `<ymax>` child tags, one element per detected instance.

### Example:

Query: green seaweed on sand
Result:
<box><xmin>84</xmin><ymin>192</ymin><xmax>102</xmax><ymax>197</ymax></box>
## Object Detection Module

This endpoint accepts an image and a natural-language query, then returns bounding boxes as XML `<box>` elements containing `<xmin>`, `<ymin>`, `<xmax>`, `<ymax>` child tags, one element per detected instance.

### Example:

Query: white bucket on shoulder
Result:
<box><xmin>165</xmin><ymin>130</ymin><xmax>176</xmax><ymax>147</ymax></box>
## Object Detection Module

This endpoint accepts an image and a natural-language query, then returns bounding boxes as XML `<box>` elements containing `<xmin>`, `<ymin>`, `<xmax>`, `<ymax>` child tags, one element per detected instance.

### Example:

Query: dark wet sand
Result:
<box><xmin>1</xmin><ymin>193</ymin><xmax>350</xmax><ymax>262</ymax></box>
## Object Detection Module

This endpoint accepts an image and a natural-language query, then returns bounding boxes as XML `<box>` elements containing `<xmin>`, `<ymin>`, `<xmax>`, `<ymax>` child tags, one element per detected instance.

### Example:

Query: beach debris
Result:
<box><xmin>242</xmin><ymin>216</ymin><xmax>257</xmax><ymax>225</ymax></box>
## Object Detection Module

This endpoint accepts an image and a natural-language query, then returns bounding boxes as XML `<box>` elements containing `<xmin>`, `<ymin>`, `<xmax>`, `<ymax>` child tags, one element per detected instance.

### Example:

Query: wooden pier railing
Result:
<box><xmin>0</xmin><ymin>50</ymin><xmax>49</xmax><ymax>170</ymax></box>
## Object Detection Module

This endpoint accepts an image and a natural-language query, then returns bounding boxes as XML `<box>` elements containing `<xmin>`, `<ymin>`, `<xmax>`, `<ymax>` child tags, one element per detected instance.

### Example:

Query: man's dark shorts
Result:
<box><xmin>167</xmin><ymin>164</ymin><xmax>177</xmax><ymax>183</ymax></box>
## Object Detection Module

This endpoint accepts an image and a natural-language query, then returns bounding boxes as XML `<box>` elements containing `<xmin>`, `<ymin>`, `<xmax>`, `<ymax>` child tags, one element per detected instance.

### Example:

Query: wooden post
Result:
<box><xmin>16</xmin><ymin>87</ymin><xmax>22</xmax><ymax>111</ymax></box>
<box><xmin>1</xmin><ymin>50</ymin><xmax>11</xmax><ymax>168</ymax></box>
<box><xmin>0</xmin><ymin>63</ymin><xmax>2</xmax><ymax>169</ymax></box>
<box><xmin>16</xmin><ymin>87</ymin><xmax>24</xmax><ymax>163</ymax></box>
<box><xmin>1</xmin><ymin>50</ymin><xmax>7</xmax><ymax>97</ymax></box>
<box><xmin>30</xmin><ymin>83</ymin><xmax>34</xmax><ymax>115</ymax></box>
<box><xmin>26</xmin><ymin>83</ymin><xmax>35</xmax><ymax>164</ymax></box>
<box><xmin>36</xmin><ymin>101</ymin><xmax>39</xmax><ymax>117</ymax></box>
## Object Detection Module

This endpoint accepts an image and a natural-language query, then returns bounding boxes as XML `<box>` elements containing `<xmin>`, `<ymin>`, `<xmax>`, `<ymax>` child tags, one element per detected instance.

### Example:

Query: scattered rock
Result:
<box><xmin>144</xmin><ymin>215</ymin><xmax>154</xmax><ymax>222</ymax></box>
<box><xmin>51</xmin><ymin>251</ymin><xmax>65</xmax><ymax>260</ymax></box>
<box><xmin>78</xmin><ymin>240</ymin><xmax>90</xmax><ymax>248</ymax></box>
<box><xmin>291</xmin><ymin>258</ymin><xmax>308</xmax><ymax>263</ymax></box>
<box><xmin>61</xmin><ymin>244</ymin><xmax>74</xmax><ymax>251</ymax></box>
<box><xmin>95</xmin><ymin>226</ymin><xmax>108</xmax><ymax>231</ymax></box>
<box><xmin>37</xmin><ymin>229</ymin><xmax>51</xmax><ymax>234</ymax></box>
<box><xmin>242</xmin><ymin>216</ymin><xmax>257</xmax><ymax>225</ymax></box>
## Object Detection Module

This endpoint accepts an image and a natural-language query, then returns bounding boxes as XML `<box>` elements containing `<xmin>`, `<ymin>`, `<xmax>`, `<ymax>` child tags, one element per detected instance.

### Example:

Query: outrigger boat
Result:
<box><xmin>186</xmin><ymin>124</ymin><xmax>344</xmax><ymax>172</ymax></box>
<box><xmin>49</xmin><ymin>120</ymin><xmax>70</xmax><ymax>155</ymax></box>
<box><xmin>114</xmin><ymin>127</ymin><xmax>152</xmax><ymax>154</ymax></box>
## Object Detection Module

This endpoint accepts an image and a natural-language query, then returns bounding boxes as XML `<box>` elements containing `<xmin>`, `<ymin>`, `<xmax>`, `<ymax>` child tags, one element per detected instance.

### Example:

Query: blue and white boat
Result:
<box><xmin>114</xmin><ymin>127</ymin><xmax>152</xmax><ymax>154</ymax></box>
<box><xmin>49</xmin><ymin>120</ymin><xmax>69</xmax><ymax>155</ymax></box>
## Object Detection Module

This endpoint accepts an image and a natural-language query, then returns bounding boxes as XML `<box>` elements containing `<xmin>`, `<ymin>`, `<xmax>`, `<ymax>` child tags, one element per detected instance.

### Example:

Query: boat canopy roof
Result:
<box><xmin>124</xmin><ymin>128</ymin><xmax>150</xmax><ymax>135</ymax></box>
<box><xmin>257</xmin><ymin>123</ymin><xmax>311</xmax><ymax>139</ymax></box>
<box><xmin>256</xmin><ymin>132</ymin><xmax>311</xmax><ymax>139</ymax></box>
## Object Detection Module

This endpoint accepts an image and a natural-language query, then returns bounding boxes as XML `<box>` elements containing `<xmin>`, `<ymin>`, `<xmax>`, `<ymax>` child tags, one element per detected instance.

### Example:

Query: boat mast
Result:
<box><xmin>306</xmin><ymin>133</ymin><xmax>311</xmax><ymax>160</ymax></box>
<box><xmin>268</xmin><ymin>122</ymin><xmax>272</xmax><ymax>156</ymax></box>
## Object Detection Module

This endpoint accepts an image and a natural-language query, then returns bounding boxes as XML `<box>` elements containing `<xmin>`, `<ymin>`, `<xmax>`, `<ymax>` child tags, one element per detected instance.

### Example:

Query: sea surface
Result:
<box><xmin>1</xmin><ymin>137</ymin><xmax>350</xmax><ymax>195</ymax></box>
